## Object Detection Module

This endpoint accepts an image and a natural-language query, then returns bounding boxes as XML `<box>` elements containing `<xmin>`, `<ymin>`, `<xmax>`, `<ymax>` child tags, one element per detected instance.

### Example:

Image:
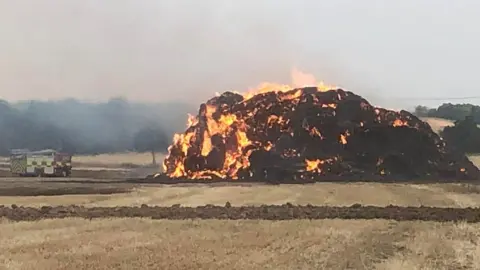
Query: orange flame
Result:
<box><xmin>393</xmin><ymin>119</ymin><xmax>408</xmax><ymax>127</ymax></box>
<box><xmin>322</xmin><ymin>103</ymin><xmax>337</xmax><ymax>109</ymax></box>
<box><xmin>306</xmin><ymin>159</ymin><xmax>323</xmax><ymax>172</ymax></box>
<box><xmin>309</xmin><ymin>127</ymin><xmax>323</xmax><ymax>139</ymax></box>
<box><xmin>241</xmin><ymin>67</ymin><xmax>337</xmax><ymax>100</ymax></box>
<box><xmin>340</xmin><ymin>135</ymin><xmax>347</xmax><ymax>145</ymax></box>
<box><xmin>339</xmin><ymin>131</ymin><xmax>350</xmax><ymax>145</ymax></box>
<box><xmin>163</xmin><ymin>68</ymin><xmax>338</xmax><ymax>179</ymax></box>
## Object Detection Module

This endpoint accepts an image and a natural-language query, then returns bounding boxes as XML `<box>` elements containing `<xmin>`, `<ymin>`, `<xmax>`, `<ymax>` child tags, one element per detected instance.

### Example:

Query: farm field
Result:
<box><xmin>420</xmin><ymin>117</ymin><xmax>455</xmax><ymax>133</ymax></box>
<box><xmin>2</xmin><ymin>178</ymin><xmax>480</xmax><ymax>269</ymax></box>
<box><xmin>1</xmin><ymin>218</ymin><xmax>480</xmax><ymax>269</ymax></box>
<box><xmin>1</xmin><ymin>118</ymin><xmax>480</xmax><ymax>269</ymax></box>
<box><xmin>3</xmin><ymin>0</ymin><xmax>480</xmax><ymax>267</ymax></box>
<box><xmin>469</xmin><ymin>155</ymin><xmax>480</xmax><ymax>167</ymax></box>
<box><xmin>71</xmin><ymin>152</ymin><xmax>164</xmax><ymax>168</ymax></box>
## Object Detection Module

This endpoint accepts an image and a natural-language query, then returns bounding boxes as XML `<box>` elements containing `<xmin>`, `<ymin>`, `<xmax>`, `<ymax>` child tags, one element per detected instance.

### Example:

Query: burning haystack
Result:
<box><xmin>162</xmin><ymin>81</ymin><xmax>479</xmax><ymax>182</ymax></box>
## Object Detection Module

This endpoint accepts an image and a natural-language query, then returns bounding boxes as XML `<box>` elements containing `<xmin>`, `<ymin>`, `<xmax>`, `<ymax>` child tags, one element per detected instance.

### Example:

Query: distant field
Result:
<box><xmin>421</xmin><ymin>117</ymin><xmax>454</xmax><ymax>133</ymax></box>
<box><xmin>470</xmin><ymin>155</ymin><xmax>480</xmax><ymax>166</ymax></box>
<box><xmin>0</xmin><ymin>152</ymin><xmax>166</xmax><ymax>170</ymax></box>
<box><xmin>2</xmin><ymin>180</ymin><xmax>480</xmax><ymax>269</ymax></box>
<box><xmin>73</xmin><ymin>152</ymin><xmax>165</xmax><ymax>167</ymax></box>
<box><xmin>422</xmin><ymin>117</ymin><xmax>480</xmax><ymax>134</ymax></box>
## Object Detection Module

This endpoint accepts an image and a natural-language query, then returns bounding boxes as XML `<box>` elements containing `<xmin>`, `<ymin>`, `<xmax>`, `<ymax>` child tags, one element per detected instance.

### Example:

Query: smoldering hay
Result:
<box><xmin>160</xmin><ymin>76</ymin><xmax>480</xmax><ymax>182</ymax></box>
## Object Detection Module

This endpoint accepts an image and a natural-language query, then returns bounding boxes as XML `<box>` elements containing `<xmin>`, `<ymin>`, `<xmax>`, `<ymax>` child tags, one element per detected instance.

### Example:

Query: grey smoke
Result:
<box><xmin>1</xmin><ymin>0</ymin><xmax>480</xmax><ymax>109</ymax></box>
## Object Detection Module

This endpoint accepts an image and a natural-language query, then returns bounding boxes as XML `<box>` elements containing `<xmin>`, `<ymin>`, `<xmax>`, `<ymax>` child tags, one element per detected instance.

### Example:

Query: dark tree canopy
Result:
<box><xmin>441</xmin><ymin>116</ymin><xmax>480</xmax><ymax>154</ymax></box>
<box><xmin>413</xmin><ymin>103</ymin><xmax>480</xmax><ymax>153</ymax></box>
<box><xmin>133</xmin><ymin>126</ymin><xmax>169</xmax><ymax>153</ymax></box>
<box><xmin>414</xmin><ymin>103</ymin><xmax>480</xmax><ymax>123</ymax></box>
<box><xmin>0</xmin><ymin>98</ymin><xmax>195</xmax><ymax>156</ymax></box>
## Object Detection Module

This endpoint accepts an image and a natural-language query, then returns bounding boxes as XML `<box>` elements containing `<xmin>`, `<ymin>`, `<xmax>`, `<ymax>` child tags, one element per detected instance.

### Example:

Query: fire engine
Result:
<box><xmin>10</xmin><ymin>149</ymin><xmax>72</xmax><ymax>177</ymax></box>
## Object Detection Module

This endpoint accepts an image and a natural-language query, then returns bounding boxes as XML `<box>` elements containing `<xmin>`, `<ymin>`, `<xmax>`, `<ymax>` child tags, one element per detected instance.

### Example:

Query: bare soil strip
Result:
<box><xmin>0</xmin><ymin>186</ymin><xmax>131</xmax><ymax>196</ymax></box>
<box><xmin>132</xmin><ymin>173</ymin><xmax>480</xmax><ymax>184</ymax></box>
<box><xmin>2</xmin><ymin>204</ymin><xmax>480</xmax><ymax>222</ymax></box>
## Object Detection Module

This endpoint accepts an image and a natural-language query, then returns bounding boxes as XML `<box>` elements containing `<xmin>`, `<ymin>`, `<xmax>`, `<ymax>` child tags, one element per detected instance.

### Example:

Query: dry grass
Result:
<box><xmin>73</xmin><ymin>152</ymin><xmax>166</xmax><ymax>167</ymax></box>
<box><xmin>0</xmin><ymin>218</ymin><xmax>479</xmax><ymax>270</ymax></box>
<box><xmin>421</xmin><ymin>117</ymin><xmax>454</xmax><ymax>133</ymax></box>
<box><xmin>422</xmin><ymin>117</ymin><xmax>480</xmax><ymax>133</ymax></box>
<box><xmin>3</xmin><ymin>182</ymin><xmax>480</xmax><ymax>208</ymax></box>
<box><xmin>469</xmin><ymin>155</ymin><xmax>480</xmax><ymax>167</ymax></box>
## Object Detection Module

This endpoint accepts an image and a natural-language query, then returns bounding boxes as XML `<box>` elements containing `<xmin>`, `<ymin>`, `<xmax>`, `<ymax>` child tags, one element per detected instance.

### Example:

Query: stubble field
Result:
<box><xmin>2</xmin><ymin>218</ymin><xmax>480</xmax><ymax>270</ymax></box>
<box><xmin>2</xmin><ymin>122</ymin><xmax>480</xmax><ymax>269</ymax></box>
<box><xmin>2</xmin><ymin>178</ymin><xmax>480</xmax><ymax>269</ymax></box>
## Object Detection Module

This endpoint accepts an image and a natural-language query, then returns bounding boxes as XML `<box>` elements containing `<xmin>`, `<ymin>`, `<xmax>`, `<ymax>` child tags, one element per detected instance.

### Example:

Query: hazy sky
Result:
<box><xmin>1</xmin><ymin>0</ymin><xmax>479</xmax><ymax>109</ymax></box>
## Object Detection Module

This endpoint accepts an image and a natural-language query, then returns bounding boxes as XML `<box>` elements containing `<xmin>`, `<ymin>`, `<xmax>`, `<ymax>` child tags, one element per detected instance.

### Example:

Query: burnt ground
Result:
<box><xmin>0</xmin><ymin>162</ymin><xmax>159</xmax><ymax>180</ymax></box>
<box><xmin>0</xmin><ymin>176</ymin><xmax>271</xmax><ymax>196</ymax></box>
<box><xmin>1</xmin><ymin>173</ymin><xmax>480</xmax><ymax>197</ymax></box>
<box><xmin>132</xmin><ymin>173</ymin><xmax>480</xmax><ymax>185</ymax></box>
<box><xmin>0</xmin><ymin>177</ymin><xmax>135</xmax><ymax>196</ymax></box>
<box><xmin>0</xmin><ymin>165</ymin><xmax>158</xmax><ymax>196</ymax></box>
<box><xmin>2</xmin><ymin>204</ymin><xmax>480</xmax><ymax>222</ymax></box>
<box><xmin>0</xmin><ymin>186</ymin><xmax>130</xmax><ymax>196</ymax></box>
<box><xmin>0</xmin><ymin>168</ymin><xmax>136</xmax><ymax>179</ymax></box>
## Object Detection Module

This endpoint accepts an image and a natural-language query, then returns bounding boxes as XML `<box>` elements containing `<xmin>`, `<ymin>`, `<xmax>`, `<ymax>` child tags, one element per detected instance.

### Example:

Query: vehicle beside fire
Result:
<box><xmin>10</xmin><ymin>149</ymin><xmax>72</xmax><ymax>177</ymax></box>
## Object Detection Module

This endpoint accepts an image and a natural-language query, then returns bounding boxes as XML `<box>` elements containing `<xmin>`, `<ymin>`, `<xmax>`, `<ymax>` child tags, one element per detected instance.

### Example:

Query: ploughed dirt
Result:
<box><xmin>0</xmin><ymin>166</ymin><xmax>157</xmax><ymax>179</ymax></box>
<box><xmin>137</xmin><ymin>173</ymin><xmax>480</xmax><ymax>185</ymax></box>
<box><xmin>0</xmin><ymin>178</ymin><xmax>134</xmax><ymax>196</ymax></box>
<box><xmin>1</xmin><ymin>175</ymin><xmax>478</xmax><ymax>197</ymax></box>
<box><xmin>0</xmin><ymin>186</ymin><xmax>131</xmax><ymax>196</ymax></box>
<box><xmin>2</xmin><ymin>204</ymin><xmax>480</xmax><ymax>222</ymax></box>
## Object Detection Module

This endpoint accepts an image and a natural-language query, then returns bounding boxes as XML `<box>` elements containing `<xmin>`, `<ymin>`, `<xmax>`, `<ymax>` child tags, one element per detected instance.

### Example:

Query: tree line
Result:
<box><xmin>0</xmin><ymin>98</ymin><xmax>195</xmax><ymax>159</ymax></box>
<box><xmin>414</xmin><ymin>103</ymin><xmax>480</xmax><ymax>123</ymax></box>
<box><xmin>414</xmin><ymin>103</ymin><xmax>480</xmax><ymax>154</ymax></box>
